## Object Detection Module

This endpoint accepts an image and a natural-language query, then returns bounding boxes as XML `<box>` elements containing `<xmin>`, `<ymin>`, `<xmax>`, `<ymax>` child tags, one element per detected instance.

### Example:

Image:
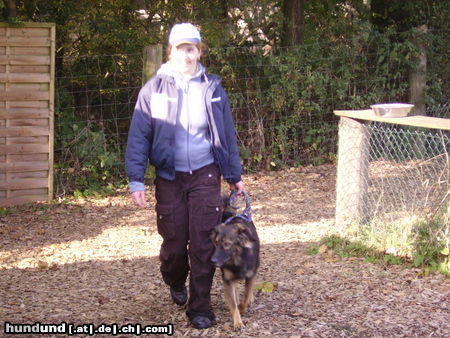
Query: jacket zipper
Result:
<box><xmin>204</xmin><ymin>79</ymin><xmax>222</xmax><ymax>171</ymax></box>
<box><xmin>185</xmin><ymin>81</ymin><xmax>192</xmax><ymax>174</ymax></box>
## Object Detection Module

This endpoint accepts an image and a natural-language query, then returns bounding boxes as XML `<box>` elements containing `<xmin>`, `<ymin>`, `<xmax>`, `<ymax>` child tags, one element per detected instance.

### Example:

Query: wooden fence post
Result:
<box><xmin>335</xmin><ymin>116</ymin><xmax>370</xmax><ymax>228</ymax></box>
<box><xmin>142</xmin><ymin>44</ymin><xmax>163</xmax><ymax>85</ymax></box>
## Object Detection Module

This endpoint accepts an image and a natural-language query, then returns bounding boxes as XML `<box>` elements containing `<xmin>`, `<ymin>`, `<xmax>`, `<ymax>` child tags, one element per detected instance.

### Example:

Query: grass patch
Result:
<box><xmin>323</xmin><ymin>203</ymin><xmax>449</xmax><ymax>277</ymax></box>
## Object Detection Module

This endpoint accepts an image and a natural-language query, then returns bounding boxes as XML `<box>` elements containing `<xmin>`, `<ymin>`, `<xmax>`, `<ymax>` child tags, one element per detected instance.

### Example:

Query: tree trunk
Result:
<box><xmin>7</xmin><ymin>0</ymin><xmax>17</xmax><ymax>19</ymax></box>
<box><xmin>409</xmin><ymin>25</ymin><xmax>427</xmax><ymax>116</ymax></box>
<box><xmin>281</xmin><ymin>0</ymin><xmax>304</xmax><ymax>47</ymax></box>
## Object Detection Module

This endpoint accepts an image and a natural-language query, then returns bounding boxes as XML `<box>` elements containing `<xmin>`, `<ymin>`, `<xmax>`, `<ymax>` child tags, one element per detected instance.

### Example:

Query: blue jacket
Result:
<box><xmin>125</xmin><ymin>68</ymin><xmax>243</xmax><ymax>189</ymax></box>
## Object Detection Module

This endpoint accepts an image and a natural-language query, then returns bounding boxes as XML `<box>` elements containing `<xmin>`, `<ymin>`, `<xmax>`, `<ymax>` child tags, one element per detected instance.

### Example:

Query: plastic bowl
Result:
<box><xmin>371</xmin><ymin>103</ymin><xmax>414</xmax><ymax>117</ymax></box>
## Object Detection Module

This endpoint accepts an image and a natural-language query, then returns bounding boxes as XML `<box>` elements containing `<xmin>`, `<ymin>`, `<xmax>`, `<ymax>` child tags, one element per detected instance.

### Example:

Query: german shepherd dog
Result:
<box><xmin>211</xmin><ymin>193</ymin><xmax>260</xmax><ymax>329</ymax></box>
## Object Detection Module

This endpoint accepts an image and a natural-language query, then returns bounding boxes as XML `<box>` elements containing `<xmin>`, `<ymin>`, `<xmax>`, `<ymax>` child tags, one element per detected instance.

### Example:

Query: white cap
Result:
<box><xmin>169</xmin><ymin>23</ymin><xmax>201</xmax><ymax>47</ymax></box>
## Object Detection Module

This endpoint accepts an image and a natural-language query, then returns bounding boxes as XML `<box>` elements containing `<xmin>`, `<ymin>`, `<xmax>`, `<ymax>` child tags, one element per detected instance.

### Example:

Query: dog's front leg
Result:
<box><xmin>224</xmin><ymin>281</ymin><xmax>243</xmax><ymax>329</ymax></box>
<box><xmin>239</xmin><ymin>275</ymin><xmax>256</xmax><ymax>314</ymax></box>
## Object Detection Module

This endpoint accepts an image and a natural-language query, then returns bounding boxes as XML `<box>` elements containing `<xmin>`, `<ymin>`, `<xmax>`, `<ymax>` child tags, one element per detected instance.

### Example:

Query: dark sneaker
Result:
<box><xmin>170</xmin><ymin>285</ymin><xmax>187</xmax><ymax>305</ymax></box>
<box><xmin>190</xmin><ymin>315</ymin><xmax>214</xmax><ymax>329</ymax></box>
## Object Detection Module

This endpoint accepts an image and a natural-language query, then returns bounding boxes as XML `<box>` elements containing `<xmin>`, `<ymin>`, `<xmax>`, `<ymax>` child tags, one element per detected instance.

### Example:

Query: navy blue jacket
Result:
<box><xmin>125</xmin><ymin>71</ymin><xmax>243</xmax><ymax>186</ymax></box>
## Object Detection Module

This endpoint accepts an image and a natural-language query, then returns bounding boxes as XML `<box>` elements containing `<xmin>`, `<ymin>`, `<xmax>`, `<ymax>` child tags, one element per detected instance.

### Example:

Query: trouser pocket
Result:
<box><xmin>155</xmin><ymin>204</ymin><xmax>175</xmax><ymax>240</ymax></box>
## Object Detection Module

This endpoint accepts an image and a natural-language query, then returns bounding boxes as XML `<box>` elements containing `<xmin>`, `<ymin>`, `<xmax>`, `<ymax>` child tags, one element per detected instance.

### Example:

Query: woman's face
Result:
<box><xmin>170</xmin><ymin>43</ymin><xmax>201</xmax><ymax>76</ymax></box>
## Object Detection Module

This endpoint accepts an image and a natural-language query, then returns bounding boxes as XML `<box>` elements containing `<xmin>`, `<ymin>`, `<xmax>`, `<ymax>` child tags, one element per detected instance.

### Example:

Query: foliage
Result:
<box><xmin>411</xmin><ymin>207</ymin><xmax>450</xmax><ymax>277</ymax></box>
<box><xmin>54</xmin><ymin>109</ymin><xmax>124</xmax><ymax>198</ymax></box>
<box><xmin>0</xmin><ymin>207</ymin><xmax>11</xmax><ymax>216</ymax></box>
<box><xmin>255</xmin><ymin>281</ymin><xmax>278</xmax><ymax>293</ymax></box>
<box><xmin>1</xmin><ymin>0</ymin><xmax>447</xmax><ymax>194</ymax></box>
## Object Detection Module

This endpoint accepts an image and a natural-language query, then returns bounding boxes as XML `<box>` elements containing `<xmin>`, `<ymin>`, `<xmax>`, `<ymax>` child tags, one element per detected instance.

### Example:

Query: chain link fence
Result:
<box><xmin>335</xmin><ymin>113</ymin><xmax>449</xmax><ymax>256</ymax></box>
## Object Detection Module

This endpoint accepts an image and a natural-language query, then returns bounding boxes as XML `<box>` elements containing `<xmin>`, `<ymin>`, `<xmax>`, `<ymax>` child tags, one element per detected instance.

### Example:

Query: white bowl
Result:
<box><xmin>371</xmin><ymin>103</ymin><xmax>414</xmax><ymax>117</ymax></box>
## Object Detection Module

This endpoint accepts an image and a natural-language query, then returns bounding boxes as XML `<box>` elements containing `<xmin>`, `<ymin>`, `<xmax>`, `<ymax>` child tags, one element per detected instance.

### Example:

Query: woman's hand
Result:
<box><xmin>131</xmin><ymin>190</ymin><xmax>147</xmax><ymax>208</ymax></box>
<box><xmin>229</xmin><ymin>181</ymin><xmax>245</xmax><ymax>196</ymax></box>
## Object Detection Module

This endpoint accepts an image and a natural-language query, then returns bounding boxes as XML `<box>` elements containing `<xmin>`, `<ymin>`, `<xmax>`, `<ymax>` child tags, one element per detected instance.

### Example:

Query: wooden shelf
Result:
<box><xmin>334</xmin><ymin>109</ymin><xmax>450</xmax><ymax>131</ymax></box>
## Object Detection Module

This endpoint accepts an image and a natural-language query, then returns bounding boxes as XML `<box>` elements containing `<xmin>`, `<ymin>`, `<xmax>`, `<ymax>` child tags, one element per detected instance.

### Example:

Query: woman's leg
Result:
<box><xmin>155</xmin><ymin>176</ymin><xmax>190</xmax><ymax>288</ymax></box>
<box><xmin>184</xmin><ymin>164</ymin><xmax>222</xmax><ymax>321</ymax></box>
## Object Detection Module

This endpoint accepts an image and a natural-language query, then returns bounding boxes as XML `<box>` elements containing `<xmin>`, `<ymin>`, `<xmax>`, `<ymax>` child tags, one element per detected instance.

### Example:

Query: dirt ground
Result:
<box><xmin>1</xmin><ymin>164</ymin><xmax>449</xmax><ymax>337</ymax></box>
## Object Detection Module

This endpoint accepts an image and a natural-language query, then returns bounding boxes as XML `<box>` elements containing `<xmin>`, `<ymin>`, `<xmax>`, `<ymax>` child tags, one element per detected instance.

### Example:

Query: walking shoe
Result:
<box><xmin>190</xmin><ymin>315</ymin><xmax>214</xmax><ymax>329</ymax></box>
<box><xmin>170</xmin><ymin>285</ymin><xmax>187</xmax><ymax>305</ymax></box>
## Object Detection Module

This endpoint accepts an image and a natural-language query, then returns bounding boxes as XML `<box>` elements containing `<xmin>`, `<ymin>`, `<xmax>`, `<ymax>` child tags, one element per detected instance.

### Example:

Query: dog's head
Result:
<box><xmin>210</xmin><ymin>220</ymin><xmax>253</xmax><ymax>268</ymax></box>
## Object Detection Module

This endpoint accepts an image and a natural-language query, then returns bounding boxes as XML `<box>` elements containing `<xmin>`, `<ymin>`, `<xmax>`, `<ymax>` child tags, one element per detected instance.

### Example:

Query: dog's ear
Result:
<box><xmin>238</xmin><ymin>233</ymin><xmax>253</xmax><ymax>249</ymax></box>
<box><xmin>236</xmin><ymin>221</ymin><xmax>257</xmax><ymax>242</ymax></box>
<box><xmin>236</xmin><ymin>221</ymin><xmax>247</xmax><ymax>233</ymax></box>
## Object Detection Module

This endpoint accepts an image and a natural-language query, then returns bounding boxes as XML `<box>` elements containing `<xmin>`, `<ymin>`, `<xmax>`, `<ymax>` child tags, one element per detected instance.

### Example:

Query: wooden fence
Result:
<box><xmin>0</xmin><ymin>23</ymin><xmax>55</xmax><ymax>207</ymax></box>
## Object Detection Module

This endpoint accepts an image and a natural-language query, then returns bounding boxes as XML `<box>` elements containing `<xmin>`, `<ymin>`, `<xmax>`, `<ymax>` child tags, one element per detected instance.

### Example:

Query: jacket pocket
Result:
<box><xmin>155</xmin><ymin>204</ymin><xmax>175</xmax><ymax>240</ymax></box>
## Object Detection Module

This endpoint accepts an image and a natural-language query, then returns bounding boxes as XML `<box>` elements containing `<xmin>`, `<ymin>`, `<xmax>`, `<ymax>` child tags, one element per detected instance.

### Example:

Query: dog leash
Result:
<box><xmin>223</xmin><ymin>190</ymin><xmax>252</xmax><ymax>224</ymax></box>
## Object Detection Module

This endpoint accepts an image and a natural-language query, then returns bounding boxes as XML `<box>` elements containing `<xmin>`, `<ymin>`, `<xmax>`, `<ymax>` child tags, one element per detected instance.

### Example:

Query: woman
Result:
<box><xmin>125</xmin><ymin>23</ymin><xmax>245</xmax><ymax>329</ymax></box>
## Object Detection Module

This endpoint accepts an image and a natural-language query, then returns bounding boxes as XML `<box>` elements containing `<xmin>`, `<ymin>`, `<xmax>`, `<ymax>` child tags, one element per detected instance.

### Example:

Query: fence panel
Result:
<box><xmin>0</xmin><ymin>23</ymin><xmax>55</xmax><ymax>207</ymax></box>
<box><xmin>334</xmin><ymin>109</ymin><xmax>449</xmax><ymax>253</ymax></box>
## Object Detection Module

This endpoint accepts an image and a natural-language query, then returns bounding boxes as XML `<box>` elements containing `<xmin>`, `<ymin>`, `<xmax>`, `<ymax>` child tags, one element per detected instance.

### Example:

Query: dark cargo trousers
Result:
<box><xmin>154</xmin><ymin>163</ymin><xmax>222</xmax><ymax>321</ymax></box>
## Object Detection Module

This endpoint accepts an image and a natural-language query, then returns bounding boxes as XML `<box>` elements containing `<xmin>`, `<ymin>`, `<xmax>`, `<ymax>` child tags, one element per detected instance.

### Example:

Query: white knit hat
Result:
<box><xmin>169</xmin><ymin>23</ymin><xmax>201</xmax><ymax>47</ymax></box>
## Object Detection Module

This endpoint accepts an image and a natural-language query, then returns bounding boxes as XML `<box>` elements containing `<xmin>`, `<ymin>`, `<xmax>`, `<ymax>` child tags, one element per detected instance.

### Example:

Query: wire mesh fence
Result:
<box><xmin>367</xmin><ymin>124</ymin><xmax>448</xmax><ymax>222</ymax></box>
<box><xmin>53</xmin><ymin>32</ymin><xmax>449</xmax><ymax>196</ymax></box>
<box><xmin>335</xmin><ymin>116</ymin><xmax>449</xmax><ymax>255</ymax></box>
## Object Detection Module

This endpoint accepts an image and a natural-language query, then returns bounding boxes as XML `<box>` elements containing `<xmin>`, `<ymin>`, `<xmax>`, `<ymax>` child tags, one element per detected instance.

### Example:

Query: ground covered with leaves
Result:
<box><xmin>1</xmin><ymin>164</ymin><xmax>449</xmax><ymax>337</ymax></box>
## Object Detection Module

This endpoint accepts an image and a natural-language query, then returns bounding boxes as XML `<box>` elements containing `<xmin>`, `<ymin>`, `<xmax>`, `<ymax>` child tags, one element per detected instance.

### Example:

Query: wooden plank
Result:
<box><xmin>9</xmin><ymin>27</ymin><xmax>51</xmax><ymax>37</ymax></box>
<box><xmin>0</xmin><ymin>178</ymin><xmax>48</xmax><ymax>190</ymax></box>
<box><xmin>0</xmin><ymin>161</ymin><xmax>49</xmax><ymax>173</ymax></box>
<box><xmin>10</xmin><ymin>65</ymin><xmax>49</xmax><ymax>73</ymax></box>
<box><xmin>0</xmin><ymin>23</ymin><xmax>55</xmax><ymax>28</ymax></box>
<box><xmin>334</xmin><ymin>109</ymin><xmax>450</xmax><ymax>131</ymax></box>
<box><xmin>8</xmin><ymin>153</ymin><xmax>48</xmax><ymax>162</ymax></box>
<box><xmin>0</xmin><ymin>144</ymin><xmax>49</xmax><ymax>154</ymax></box>
<box><xmin>9</xmin><ymin>83</ymin><xmax>49</xmax><ymax>90</ymax></box>
<box><xmin>9</xmin><ymin>100</ymin><xmax>48</xmax><ymax>108</ymax></box>
<box><xmin>0</xmin><ymin>126</ymin><xmax>48</xmax><ymax>137</ymax></box>
<box><xmin>0</xmin><ymin>73</ymin><xmax>51</xmax><ymax>83</ymax></box>
<box><xmin>10</xmin><ymin>188</ymin><xmax>48</xmax><ymax>197</ymax></box>
<box><xmin>0</xmin><ymin>194</ymin><xmax>49</xmax><ymax>207</ymax></box>
<box><xmin>0</xmin><ymin>108</ymin><xmax>49</xmax><ymax>119</ymax></box>
<box><xmin>0</xmin><ymin>55</ymin><xmax>51</xmax><ymax>65</ymax></box>
<box><xmin>9</xmin><ymin>119</ymin><xmax>49</xmax><ymax>127</ymax></box>
<box><xmin>10</xmin><ymin>47</ymin><xmax>50</xmax><ymax>55</ymax></box>
<box><xmin>0</xmin><ymin>91</ymin><xmax>49</xmax><ymax>101</ymax></box>
<box><xmin>6</xmin><ymin>136</ymin><xmax>48</xmax><ymax>144</ymax></box>
<box><xmin>10</xmin><ymin>171</ymin><xmax>48</xmax><ymax>179</ymax></box>
<box><xmin>0</xmin><ymin>37</ymin><xmax>51</xmax><ymax>47</ymax></box>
